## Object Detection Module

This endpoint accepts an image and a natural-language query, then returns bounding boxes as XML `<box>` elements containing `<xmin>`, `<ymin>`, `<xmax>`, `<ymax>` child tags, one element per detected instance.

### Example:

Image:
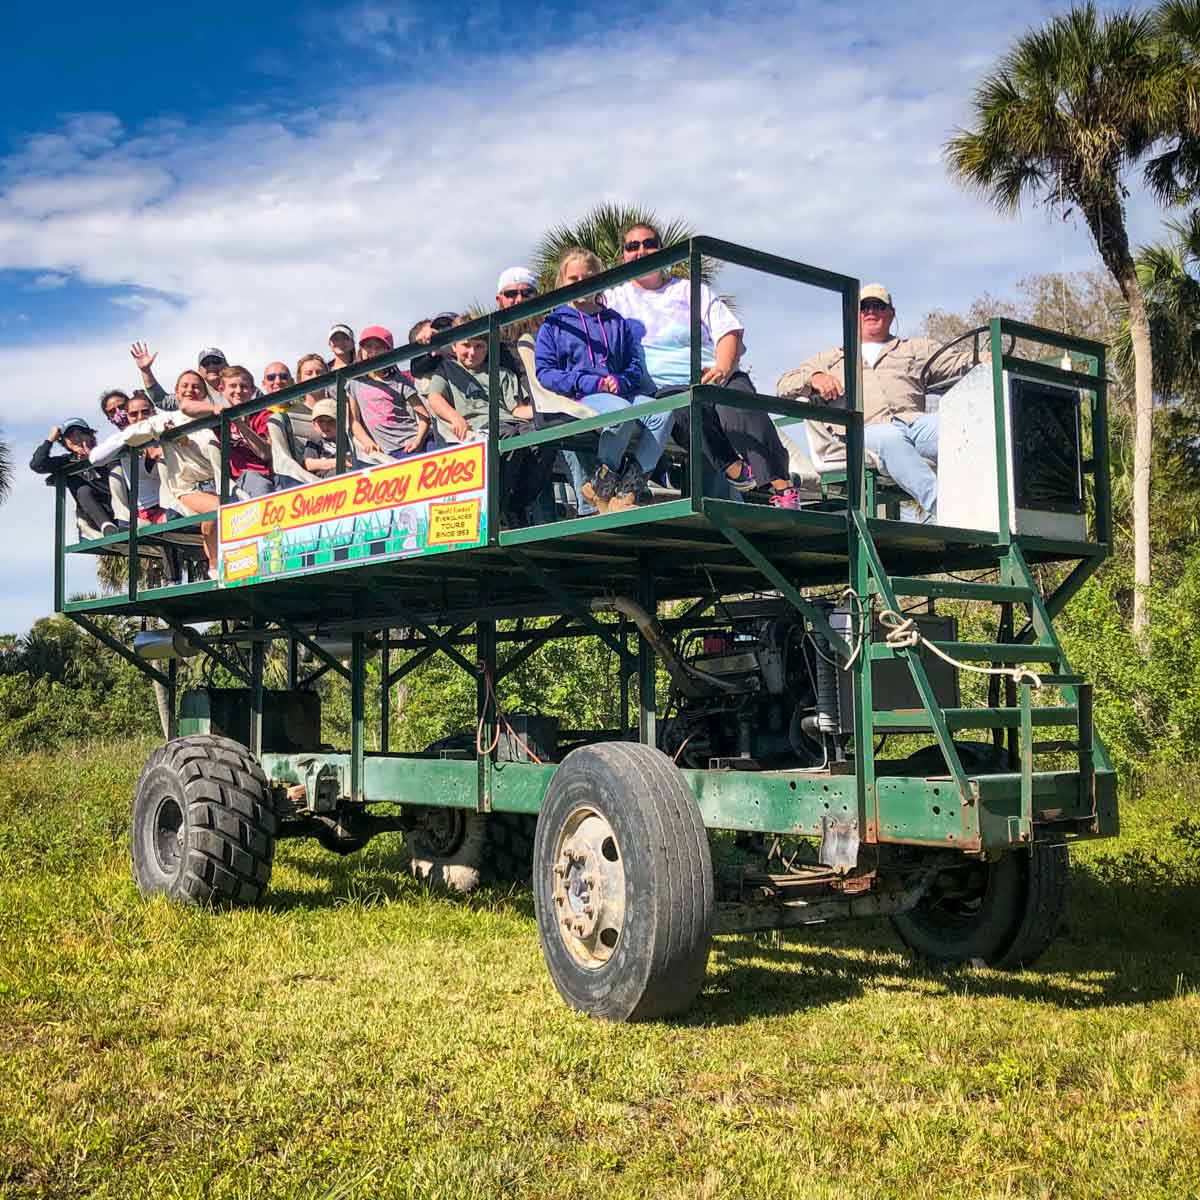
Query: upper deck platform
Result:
<box><xmin>51</xmin><ymin>237</ymin><xmax>1111</xmax><ymax>634</ymax></box>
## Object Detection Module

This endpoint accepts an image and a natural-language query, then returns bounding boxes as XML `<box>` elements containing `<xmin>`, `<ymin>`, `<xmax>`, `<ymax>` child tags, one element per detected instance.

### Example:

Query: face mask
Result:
<box><xmin>107</xmin><ymin>407</ymin><xmax>130</xmax><ymax>429</ymax></box>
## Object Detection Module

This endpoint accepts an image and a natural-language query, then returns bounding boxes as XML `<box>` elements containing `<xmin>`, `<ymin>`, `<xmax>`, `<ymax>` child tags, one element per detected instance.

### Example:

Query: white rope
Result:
<box><xmin>809</xmin><ymin>587</ymin><xmax>866</xmax><ymax>671</ymax></box>
<box><xmin>878</xmin><ymin>608</ymin><xmax>1043</xmax><ymax>689</ymax></box>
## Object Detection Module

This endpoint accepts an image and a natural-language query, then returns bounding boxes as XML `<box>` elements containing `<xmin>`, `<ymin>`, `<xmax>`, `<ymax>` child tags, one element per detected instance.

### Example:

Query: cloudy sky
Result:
<box><xmin>0</xmin><ymin>0</ymin><xmax>1166</xmax><ymax>632</ymax></box>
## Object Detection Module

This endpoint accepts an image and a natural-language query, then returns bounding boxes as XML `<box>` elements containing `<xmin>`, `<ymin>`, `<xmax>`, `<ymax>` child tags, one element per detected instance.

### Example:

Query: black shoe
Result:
<box><xmin>609</xmin><ymin>463</ymin><xmax>648</xmax><ymax>512</ymax></box>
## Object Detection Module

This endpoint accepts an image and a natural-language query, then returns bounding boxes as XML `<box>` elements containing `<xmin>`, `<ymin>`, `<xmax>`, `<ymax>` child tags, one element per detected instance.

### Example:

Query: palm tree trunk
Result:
<box><xmin>1122</xmin><ymin>270</ymin><xmax>1153</xmax><ymax>651</ymax></box>
<box><xmin>153</xmin><ymin>679</ymin><xmax>171</xmax><ymax>739</ymax></box>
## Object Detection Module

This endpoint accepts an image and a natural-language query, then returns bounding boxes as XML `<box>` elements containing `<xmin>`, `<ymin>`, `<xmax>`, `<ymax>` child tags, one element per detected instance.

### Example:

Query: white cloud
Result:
<box><xmin>28</xmin><ymin>273</ymin><xmax>67</xmax><ymax>290</ymax></box>
<box><xmin>0</xmin><ymin>0</ymin><xmax>1169</xmax><ymax>631</ymax></box>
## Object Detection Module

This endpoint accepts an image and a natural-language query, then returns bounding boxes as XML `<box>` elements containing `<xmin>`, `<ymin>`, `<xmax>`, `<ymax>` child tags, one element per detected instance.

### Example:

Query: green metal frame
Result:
<box><xmin>52</xmin><ymin>245</ymin><xmax>1118</xmax><ymax>856</ymax></box>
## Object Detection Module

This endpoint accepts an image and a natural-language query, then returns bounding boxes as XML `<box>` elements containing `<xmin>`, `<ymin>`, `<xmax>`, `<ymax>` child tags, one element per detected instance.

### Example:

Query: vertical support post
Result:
<box><xmin>335</xmin><ymin>374</ymin><xmax>349</xmax><ymax>476</ymax></box>
<box><xmin>380</xmin><ymin>629</ymin><xmax>391</xmax><ymax>753</ymax></box>
<box><xmin>54</xmin><ymin>478</ymin><xmax>66</xmax><ymax>613</ymax></box>
<box><xmin>249</xmin><ymin>621</ymin><xmax>264</xmax><ymax>758</ymax></box>
<box><xmin>287</xmin><ymin>638</ymin><xmax>299</xmax><ymax>690</ymax></box>
<box><xmin>350</xmin><ymin>631</ymin><xmax>365</xmax><ymax>803</ymax></box>
<box><xmin>1092</xmin><ymin>349</ymin><xmax>1111</xmax><ymax>548</ymax></box>
<box><xmin>637</xmin><ymin>566</ymin><xmax>656</xmax><ymax>747</ymax></box>
<box><xmin>486</xmin><ymin>314</ymin><xmax>502</xmax><ymax>545</ymax></box>
<box><xmin>1019</xmin><ymin>680</ymin><xmax>1033</xmax><ymax>840</ymax></box>
<box><xmin>848</xmin><ymin>514</ymin><xmax>876</xmax><ymax>840</ymax></box>
<box><xmin>167</xmin><ymin>657</ymin><xmax>179</xmax><ymax>740</ymax></box>
<box><xmin>219</xmin><ymin>409</ymin><xmax>231</xmax><ymax>505</ymax></box>
<box><xmin>688</xmin><ymin>242</ymin><xmax>704</xmax><ymax>508</ymax></box>
<box><xmin>476</xmin><ymin>619</ymin><xmax>496</xmax><ymax>811</ymax></box>
<box><xmin>1077</xmin><ymin>682</ymin><xmax>1095</xmax><ymax>816</ymax></box>
<box><xmin>618</xmin><ymin>615</ymin><xmax>630</xmax><ymax>738</ymax></box>
<box><xmin>126</xmin><ymin>446</ymin><xmax>139</xmax><ymax>601</ymax></box>
<box><xmin>990</xmin><ymin>318</ymin><xmax>1013</xmax><ymax>543</ymax></box>
<box><xmin>841</xmin><ymin>282</ymin><xmax>863</xmax><ymax>514</ymax></box>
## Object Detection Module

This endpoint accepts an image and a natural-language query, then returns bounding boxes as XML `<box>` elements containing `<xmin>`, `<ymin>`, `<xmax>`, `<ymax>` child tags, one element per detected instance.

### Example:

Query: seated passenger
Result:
<box><xmin>261</xmin><ymin>361</ymin><xmax>293</xmax><ymax>395</ymax></box>
<box><xmin>533</xmin><ymin>249</ymin><xmax>670</xmax><ymax>513</ymax></box>
<box><xmin>90</xmin><ymin>390</ymin><xmax>176</xmax><ymax>525</ymax></box>
<box><xmin>423</xmin><ymin>315</ymin><xmax>556</xmax><ymax>528</ymax></box>
<box><xmin>218</xmin><ymin>365</ymin><xmax>274</xmax><ymax>498</ymax></box>
<box><xmin>777</xmin><ymin>284</ymin><xmax>979</xmax><ymax>522</ymax></box>
<box><xmin>30</xmin><ymin>418</ymin><xmax>118</xmax><ymax>536</ymax></box>
<box><xmin>100</xmin><ymin>388</ymin><xmax>132</xmax><ymax>431</ymax></box>
<box><xmin>495</xmin><ymin>267</ymin><xmax>597</xmax><ymax>518</ymax></box>
<box><xmin>348</xmin><ymin>326</ymin><xmax>432</xmax><ymax>460</ymax></box>
<box><xmin>606</xmin><ymin>221</ymin><xmax>798</xmax><ymax>506</ymax></box>
<box><xmin>327</xmin><ymin>323</ymin><xmax>381</xmax><ymax>454</ymax></box>
<box><xmin>114</xmin><ymin>372</ymin><xmax>222</xmax><ymax>574</ymax></box>
<box><xmin>302</xmin><ymin>399</ymin><xmax>342</xmax><ymax>479</ymax></box>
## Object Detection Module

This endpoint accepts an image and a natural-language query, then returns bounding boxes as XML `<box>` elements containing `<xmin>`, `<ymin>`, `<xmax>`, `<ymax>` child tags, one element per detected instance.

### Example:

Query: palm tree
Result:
<box><xmin>529</xmin><ymin>202</ymin><xmax>716</xmax><ymax>294</ymax></box>
<box><xmin>945</xmin><ymin>3</ymin><xmax>1181</xmax><ymax>646</ymax></box>
<box><xmin>0</xmin><ymin>432</ymin><xmax>11</xmax><ymax>505</ymax></box>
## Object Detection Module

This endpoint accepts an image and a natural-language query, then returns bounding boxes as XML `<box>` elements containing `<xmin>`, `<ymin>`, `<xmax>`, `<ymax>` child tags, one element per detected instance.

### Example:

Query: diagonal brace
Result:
<box><xmin>68</xmin><ymin>614</ymin><xmax>169</xmax><ymax>687</ymax></box>
<box><xmin>504</xmin><ymin>549</ymin><xmax>625</xmax><ymax>657</ymax></box>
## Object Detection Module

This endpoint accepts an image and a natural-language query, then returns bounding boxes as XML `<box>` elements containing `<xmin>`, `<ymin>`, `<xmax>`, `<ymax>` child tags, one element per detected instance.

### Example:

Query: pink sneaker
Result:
<box><xmin>769</xmin><ymin>487</ymin><xmax>801</xmax><ymax>509</ymax></box>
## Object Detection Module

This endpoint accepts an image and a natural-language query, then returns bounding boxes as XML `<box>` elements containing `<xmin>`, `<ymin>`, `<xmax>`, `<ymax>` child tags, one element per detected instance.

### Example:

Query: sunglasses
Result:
<box><xmin>860</xmin><ymin>300</ymin><xmax>891</xmax><ymax>313</ymax></box>
<box><xmin>264</xmin><ymin>373</ymin><xmax>292</xmax><ymax>382</ymax></box>
<box><xmin>623</xmin><ymin>237</ymin><xmax>661</xmax><ymax>252</ymax></box>
<box><xmin>502</xmin><ymin>287</ymin><xmax>535</xmax><ymax>300</ymax></box>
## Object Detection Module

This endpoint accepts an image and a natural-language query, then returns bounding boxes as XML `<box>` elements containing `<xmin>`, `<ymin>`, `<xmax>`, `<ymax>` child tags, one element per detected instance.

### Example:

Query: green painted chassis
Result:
<box><xmin>52</xmin><ymin>237</ymin><xmax>1118</xmax><ymax>859</ymax></box>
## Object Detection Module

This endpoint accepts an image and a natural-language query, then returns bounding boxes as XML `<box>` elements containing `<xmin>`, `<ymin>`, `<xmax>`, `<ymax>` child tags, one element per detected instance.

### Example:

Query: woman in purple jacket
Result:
<box><xmin>534</xmin><ymin>249</ymin><xmax>671</xmax><ymax>513</ymax></box>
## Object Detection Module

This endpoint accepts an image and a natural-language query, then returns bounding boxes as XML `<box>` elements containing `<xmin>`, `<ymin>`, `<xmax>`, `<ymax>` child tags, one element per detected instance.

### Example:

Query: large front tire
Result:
<box><xmin>533</xmin><ymin>742</ymin><xmax>713</xmax><ymax>1022</ymax></box>
<box><xmin>891</xmin><ymin>842</ymin><xmax>1069</xmax><ymax>968</ymax></box>
<box><xmin>131</xmin><ymin>735</ymin><xmax>276</xmax><ymax>906</ymax></box>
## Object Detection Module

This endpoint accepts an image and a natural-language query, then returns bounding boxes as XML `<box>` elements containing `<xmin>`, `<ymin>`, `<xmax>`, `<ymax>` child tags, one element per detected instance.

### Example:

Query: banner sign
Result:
<box><xmin>217</xmin><ymin>442</ymin><xmax>487</xmax><ymax>587</ymax></box>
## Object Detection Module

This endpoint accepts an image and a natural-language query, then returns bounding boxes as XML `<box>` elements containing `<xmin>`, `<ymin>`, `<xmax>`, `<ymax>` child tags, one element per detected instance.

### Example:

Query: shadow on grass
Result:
<box><xmin>687</xmin><ymin>867</ymin><xmax>1200</xmax><ymax>1026</ymax></box>
<box><xmin>262</xmin><ymin>842</ymin><xmax>538</xmax><ymax>920</ymax></box>
<box><xmin>259</xmin><ymin>843</ymin><xmax>1199</xmax><ymax>1023</ymax></box>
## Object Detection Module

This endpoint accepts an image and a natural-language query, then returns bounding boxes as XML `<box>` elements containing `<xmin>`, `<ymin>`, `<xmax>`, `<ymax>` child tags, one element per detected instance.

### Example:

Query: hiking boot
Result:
<box><xmin>608</xmin><ymin>463</ymin><xmax>649</xmax><ymax>513</ymax></box>
<box><xmin>580</xmin><ymin>464</ymin><xmax>618</xmax><ymax>514</ymax></box>
<box><xmin>769</xmin><ymin>486</ymin><xmax>802</xmax><ymax>510</ymax></box>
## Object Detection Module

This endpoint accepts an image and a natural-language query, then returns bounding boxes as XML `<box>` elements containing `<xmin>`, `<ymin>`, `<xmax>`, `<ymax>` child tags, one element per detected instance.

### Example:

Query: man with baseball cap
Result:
<box><xmin>29</xmin><ymin>417</ymin><xmax>119</xmax><ymax>536</ymax></box>
<box><xmin>777</xmin><ymin>283</ymin><xmax>981</xmax><ymax>520</ymax></box>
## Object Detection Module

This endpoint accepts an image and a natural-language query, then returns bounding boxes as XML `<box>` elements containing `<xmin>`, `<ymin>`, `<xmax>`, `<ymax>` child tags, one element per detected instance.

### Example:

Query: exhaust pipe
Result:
<box><xmin>590</xmin><ymin>596</ymin><xmax>743</xmax><ymax>697</ymax></box>
<box><xmin>133</xmin><ymin>629</ymin><xmax>203</xmax><ymax>661</ymax></box>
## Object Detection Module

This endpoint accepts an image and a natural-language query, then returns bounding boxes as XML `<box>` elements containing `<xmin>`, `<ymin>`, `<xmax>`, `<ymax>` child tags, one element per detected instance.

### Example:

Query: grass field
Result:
<box><xmin>2</xmin><ymin>743</ymin><xmax>1198</xmax><ymax>1200</ymax></box>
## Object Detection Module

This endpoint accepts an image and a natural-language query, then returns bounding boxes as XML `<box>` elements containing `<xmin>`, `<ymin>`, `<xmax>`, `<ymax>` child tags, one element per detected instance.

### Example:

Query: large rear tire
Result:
<box><xmin>533</xmin><ymin>742</ymin><xmax>713</xmax><ymax>1022</ymax></box>
<box><xmin>891</xmin><ymin>842</ymin><xmax>1069</xmax><ymax>968</ymax></box>
<box><xmin>131</xmin><ymin>735</ymin><xmax>276</xmax><ymax>906</ymax></box>
<box><xmin>406</xmin><ymin>808</ymin><xmax>535</xmax><ymax>893</ymax></box>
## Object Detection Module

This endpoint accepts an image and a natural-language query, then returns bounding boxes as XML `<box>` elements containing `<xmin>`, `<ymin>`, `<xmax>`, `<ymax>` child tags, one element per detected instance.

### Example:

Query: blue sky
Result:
<box><xmin>0</xmin><ymin>0</ymin><xmax>1167</xmax><ymax>632</ymax></box>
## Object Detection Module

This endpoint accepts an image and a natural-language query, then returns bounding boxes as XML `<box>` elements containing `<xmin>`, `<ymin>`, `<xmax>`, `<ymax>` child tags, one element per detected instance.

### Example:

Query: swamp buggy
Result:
<box><xmin>53</xmin><ymin>238</ymin><xmax>1117</xmax><ymax>1021</ymax></box>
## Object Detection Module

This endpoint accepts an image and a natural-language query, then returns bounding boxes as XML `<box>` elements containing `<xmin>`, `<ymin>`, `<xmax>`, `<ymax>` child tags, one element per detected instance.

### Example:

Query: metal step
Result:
<box><xmin>870</xmin><ymin>641</ymin><xmax>1061</xmax><ymax>664</ymax></box>
<box><xmin>874</xmin><ymin>706</ymin><xmax>1079</xmax><ymax>730</ymax></box>
<box><xmin>884</xmin><ymin>577</ymin><xmax>1033</xmax><ymax>603</ymax></box>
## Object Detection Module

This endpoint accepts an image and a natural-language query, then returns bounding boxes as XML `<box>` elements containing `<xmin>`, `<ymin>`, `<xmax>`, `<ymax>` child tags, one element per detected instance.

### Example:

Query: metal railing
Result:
<box><xmin>52</xmin><ymin>235</ymin><xmax>866</xmax><ymax>607</ymax></box>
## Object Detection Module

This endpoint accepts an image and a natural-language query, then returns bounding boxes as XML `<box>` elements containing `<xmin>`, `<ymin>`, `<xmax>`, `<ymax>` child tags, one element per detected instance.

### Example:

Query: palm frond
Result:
<box><xmin>0</xmin><ymin>434</ymin><xmax>10</xmax><ymax>504</ymax></box>
<box><xmin>528</xmin><ymin>202</ymin><xmax>717</xmax><ymax>295</ymax></box>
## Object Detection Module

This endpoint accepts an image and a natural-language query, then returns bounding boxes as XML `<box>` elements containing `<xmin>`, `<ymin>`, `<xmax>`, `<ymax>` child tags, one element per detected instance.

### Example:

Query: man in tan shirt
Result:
<box><xmin>777</xmin><ymin>284</ymin><xmax>979</xmax><ymax>520</ymax></box>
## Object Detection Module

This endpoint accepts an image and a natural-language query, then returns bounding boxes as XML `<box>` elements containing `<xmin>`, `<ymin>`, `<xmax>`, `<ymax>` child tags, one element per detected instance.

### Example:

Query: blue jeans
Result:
<box><xmin>863</xmin><ymin>413</ymin><xmax>939</xmax><ymax>519</ymax></box>
<box><xmin>583</xmin><ymin>393</ymin><xmax>673</xmax><ymax>473</ymax></box>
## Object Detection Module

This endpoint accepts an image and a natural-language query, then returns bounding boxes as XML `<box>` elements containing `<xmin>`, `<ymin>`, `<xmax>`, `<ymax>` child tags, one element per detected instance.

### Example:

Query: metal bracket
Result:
<box><xmin>818</xmin><ymin>814</ymin><xmax>860</xmax><ymax>875</ymax></box>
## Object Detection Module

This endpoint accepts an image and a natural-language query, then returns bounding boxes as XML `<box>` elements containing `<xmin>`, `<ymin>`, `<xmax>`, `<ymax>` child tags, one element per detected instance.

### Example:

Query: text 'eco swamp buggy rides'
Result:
<box><xmin>52</xmin><ymin>238</ymin><xmax>1116</xmax><ymax>1022</ymax></box>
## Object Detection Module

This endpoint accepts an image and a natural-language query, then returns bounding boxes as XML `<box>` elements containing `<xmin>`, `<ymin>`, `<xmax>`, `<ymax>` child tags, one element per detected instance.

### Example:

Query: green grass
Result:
<box><xmin>2</xmin><ymin>743</ymin><xmax>1198</xmax><ymax>1200</ymax></box>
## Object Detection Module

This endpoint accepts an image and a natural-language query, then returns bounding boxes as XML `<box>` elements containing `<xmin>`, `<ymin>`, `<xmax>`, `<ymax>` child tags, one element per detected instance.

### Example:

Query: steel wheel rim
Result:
<box><xmin>153</xmin><ymin>796</ymin><xmax>184</xmax><ymax>874</ymax></box>
<box><xmin>414</xmin><ymin>808</ymin><xmax>465</xmax><ymax>857</ymax></box>
<box><xmin>551</xmin><ymin>806</ymin><xmax>626</xmax><ymax>969</ymax></box>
